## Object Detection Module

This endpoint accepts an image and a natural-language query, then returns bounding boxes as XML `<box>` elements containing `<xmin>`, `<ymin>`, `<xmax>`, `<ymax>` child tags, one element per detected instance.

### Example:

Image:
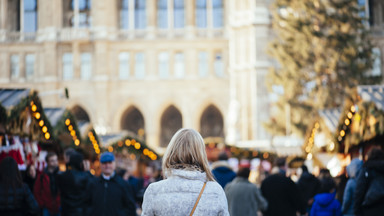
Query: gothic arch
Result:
<box><xmin>200</xmin><ymin>104</ymin><xmax>224</xmax><ymax>138</ymax></box>
<box><xmin>70</xmin><ymin>105</ymin><xmax>90</xmax><ymax>122</ymax></box>
<box><xmin>160</xmin><ymin>105</ymin><xmax>182</xmax><ymax>147</ymax></box>
<box><xmin>121</xmin><ymin>106</ymin><xmax>145</xmax><ymax>137</ymax></box>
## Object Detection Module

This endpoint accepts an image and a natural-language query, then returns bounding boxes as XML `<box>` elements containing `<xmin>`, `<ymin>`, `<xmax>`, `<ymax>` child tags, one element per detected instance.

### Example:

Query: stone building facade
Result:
<box><xmin>0</xmin><ymin>0</ymin><xmax>326</xmax><ymax>154</ymax></box>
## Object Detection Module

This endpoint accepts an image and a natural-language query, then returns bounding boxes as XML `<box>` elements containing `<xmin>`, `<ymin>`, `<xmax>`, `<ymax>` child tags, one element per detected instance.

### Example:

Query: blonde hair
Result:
<box><xmin>162</xmin><ymin>128</ymin><xmax>215</xmax><ymax>181</ymax></box>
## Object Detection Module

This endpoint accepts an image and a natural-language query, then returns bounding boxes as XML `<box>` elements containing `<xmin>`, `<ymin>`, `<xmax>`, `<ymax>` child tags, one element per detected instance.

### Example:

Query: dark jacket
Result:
<box><xmin>261</xmin><ymin>173</ymin><xmax>305</xmax><ymax>216</ymax></box>
<box><xmin>225</xmin><ymin>177</ymin><xmax>268</xmax><ymax>216</ymax></box>
<box><xmin>342</xmin><ymin>158</ymin><xmax>363</xmax><ymax>216</ymax></box>
<box><xmin>297</xmin><ymin>170</ymin><xmax>321</xmax><ymax>207</ymax></box>
<box><xmin>0</xmin><ymin>183</ymin><xmax>39</xmax><ymax>216</ymax></box>
<box><xmin>211</xmin><ymin>161</ymin><xmax>236</xmax><ymax>188</ymax></box>
<box><xmin>58</xmin><ymin>169</ymin><xmax>90</xmax><ymax>216</ymax></box>
<box><xmin>310</xmin><ymin>192</ymin><xmax>342</xmax><ymax>216</ymax></box>
<box><xmin>87</xmin><ymin>174</ymin><xmax>136</xmax><ymax>216</ymax></box>
<box><xmin>33</xmin><ymin>169</ymin><xmax>60</xmax><ymax>214</ymax></box>
<box><xmin>354</xmin><ymin>160</ymin><xmax>384</xmax><ymax>216</ymax></box>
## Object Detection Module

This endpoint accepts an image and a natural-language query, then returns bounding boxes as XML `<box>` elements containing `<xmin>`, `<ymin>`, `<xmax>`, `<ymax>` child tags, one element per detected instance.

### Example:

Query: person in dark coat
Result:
<box><xmin>34</xmin><ymin>152</ymin><xmax>61</xmax><ymax>216</ymax></box>
<box><xmin>211</xmin><ymin>151</ymin><xmax>236</xmax><ymax>188</ymax></box>
<box><xmin>342</xmin><ymin>158</ymin><xmax>363</xmax><ymax>216</ymax></box>
<box><xmin>87</xmin><ymin>152</ymin><xmax>136</xmax><ymax>216</ymax></box>
<box><xmin>0</xmin><ymin>157</ymin><xmax>39</xmax><ymax>216</ymax></box>
<box><xmin>24</xmin><ymin>164</ymin><xmax>37</xmax><ymax>192</ymax></box>
<box><xmin>225</xmin><ymin>167</ymin><xmax>268</xmax><ymax>216</ymax></box>
<box><xmin>354</xmin><ymin>148</ymin><xmax>384</xmax><ymax>216</ymax></box>
<box><xmin>261</xmin><ymin>157</ymin><xmax>306</xmax><ymax>216</ymax></box>
<box><xmin>58</xmin><ymin>152</ymin><xmax>90</xmax><ymax>216</ymax></box>
<box><xmin>297</xmin><ymin>165</ymin><xmax>321</xmax><ymax>213</ymax></box>
<box><xmin>310</xmin><ymin>177</ymin><xmax>342</xmax><ymax>216</ymax></box>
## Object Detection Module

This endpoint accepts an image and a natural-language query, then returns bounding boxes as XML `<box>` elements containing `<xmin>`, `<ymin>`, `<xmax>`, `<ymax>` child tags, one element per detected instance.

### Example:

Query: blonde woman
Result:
<box><xmin>141</xmin><ymin>128</ymin><xmax>229</xmax><ymax>216</ymax></box>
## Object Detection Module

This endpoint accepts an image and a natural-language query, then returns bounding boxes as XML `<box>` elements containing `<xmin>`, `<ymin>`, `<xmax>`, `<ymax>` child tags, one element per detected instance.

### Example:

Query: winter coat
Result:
<box><xmin>211</xmin><ymin>161</ymin><xmax>236</xmax><ymax>188</ymax></box>
<box><xmin>297</xmin><ymin>170</ymin><xmax>321</xmax><ymax>208</ymax></box>
<box><xmin>261</xmin><ymin>173</ymin><xmax>305</xmax><ymax>216</ymax></box>
<box><xmin>87</xmin><ymin>174</ymin><xmax>136</xmax><ymax>216</ymax></box>
<box><xmin>33</xmin><ymin>169</ymin><xmax>61</xmax><ymax>214</ymax></box>
<box><xmin>342</xmin><ymin>158</ymin><xmax>363</xmax><ymax>216</ymax></box>
<box><xmin>225</xmin><ymin>177</ymin><xmax>268</xmax><ymax>216</ymax></box>
<box><xmin>0</xmin><ymin>183</ymin><xmax>39</xmax><ymax>216</ymax></box>
<box><xmin>310</xmin><ymin>192</ymin><xmax>342</xmax><ymax>216</ymax></box>
<box><xmin>57</xmin><ymin>169</ymin><xmax>91</xmax><ymax>216</ymax></box>
<box><xmin>141</xmin><ymin>169</ymin><xmax>230</xmax><ymax>216</ymax></box>
<box><xmin>354</xmin><ymin>160</ymin><xmax>384</xmax><ymax>216</ymax></box>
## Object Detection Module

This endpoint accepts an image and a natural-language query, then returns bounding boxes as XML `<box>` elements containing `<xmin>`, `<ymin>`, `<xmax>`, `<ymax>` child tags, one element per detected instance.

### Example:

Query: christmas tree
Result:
<box><xmin>266</xmin><ymin>0</ymin><xmax>380</xmax><ymax>137</ymax></box>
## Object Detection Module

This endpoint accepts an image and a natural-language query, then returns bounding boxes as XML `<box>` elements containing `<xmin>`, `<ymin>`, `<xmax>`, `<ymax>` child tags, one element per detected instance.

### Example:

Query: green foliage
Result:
<box><xmin>53</xmin><ymin>110</ymin><xmax>81</xmax><ymax>147</ymax></box>
<box><xmin>266</xmin><ymin>0</ymin><xmax>379</xmax><ymax>137</ymax></box>
<box><xmin>0</xmin><ymin>103</ymin><xmax>6</xmax><ymax>125</ymax></box>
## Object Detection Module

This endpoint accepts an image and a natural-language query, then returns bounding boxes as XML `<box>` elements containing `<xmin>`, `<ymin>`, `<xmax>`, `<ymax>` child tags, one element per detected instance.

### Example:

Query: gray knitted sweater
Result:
<box><xmin>141</xmin><ymin>169</ymin><xmax>230</xmax><ymax>216</ymax></box>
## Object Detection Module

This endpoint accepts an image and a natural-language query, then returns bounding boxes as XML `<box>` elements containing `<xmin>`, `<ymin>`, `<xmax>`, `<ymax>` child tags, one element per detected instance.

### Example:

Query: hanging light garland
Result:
<box><xmin>65</xmin><ymin>118</ymin><xmax>80</xmax><ymax>146</ymax></box>
<box><xmin>88</xmin><ymin>131</ymin><xmax>100</xmax><ymax>154</ymax></box>
<box><xmin>30</xmin><ymin>101</ymin><xmax>51</xmax><ymax>141</ymax></box>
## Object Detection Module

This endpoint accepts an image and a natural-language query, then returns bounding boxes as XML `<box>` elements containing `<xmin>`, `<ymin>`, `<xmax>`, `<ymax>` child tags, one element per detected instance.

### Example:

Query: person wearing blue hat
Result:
<box><xmin>86</xmin><ymin>152</ymin><xmax>136</xmax><ymax>216</ymax></box>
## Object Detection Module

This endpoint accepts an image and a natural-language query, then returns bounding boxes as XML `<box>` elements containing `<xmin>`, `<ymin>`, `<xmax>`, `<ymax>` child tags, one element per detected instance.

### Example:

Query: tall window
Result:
<box><xmin>196</xmin><ymin>0</ymin><xmax>207</xmax><ymax>28</ymax></box>
<box><xmin>10</xmin><ymin>55</ymin><xmax>20</xmax><ymax>79</ymax></box>
<box><xmin>174</xmin><ymin>52</ymin><xmax>185</xmax><ymax>78</ymax></box>
<box><xmin>119</xmin><ymin>52</ymin><xmax>130</xmax><ymax>79</ymax></box>
<box><xmin>212</xmin><ymin>0</ymin><xmax>223</xmax><ymax>28</ymax></box>
<box><xmin>135</xmin><ymin>52</ymin><xmax>145</xmax><ymax>79</ymax></box>
<box><xmin>25</xmin><ymin>54</ymin><xmax>35</xmax><ymax>79</ymax></box>
<box><xmin>157</xmin><ymin>0</ymin><xmax>168</xmax><ymax>29</ymax></box>
<box><xmin>158</xmin><ymin>52</ymin><xmax>169</xmax><ymax>78</ymax></box>
<box><xmin>198</xmin><ymin>52</ymin><xmax>208</xmax><ymax>77</ymax></box>
<box><xmin>24</xmin><ymin>0</ymin><xmax>38</xmax><ymax>32</ymax></box>
<box><xmin>71</xmin><ymin>0</ymin><xmax>92</xmax><ymax>28</ymax></box>
<box><xmin>174</xmin><ymin>0</ymin><xmax>185</xmax><ymax>28</ymax></box>
<box><xmin>80</xmin><ymin>53</ymin><xmax>92</xmax><ymax>80</ymax></box>
<box><xmin>120</xmin><ymin>0</ymin><xmax>129</xmax><ymax>29</ymax></box>
<box><xmin>214</xmin><ymin>52</ymin><xmax>224</xmax><ymax>77</ymax></box>
<box><xmin>134</xmin><ymin>0</ymin><xmax>146</xmax><ymax>29</ymax></box>
<box><xmin>62</xmin><ymin>53</ymin><xmax>73</xmax><ymax>80</ymax></box>
<box><xmin>371</xmin><ymin>47</ymin><xmax>382</xmax><ymax>76</ymax></box>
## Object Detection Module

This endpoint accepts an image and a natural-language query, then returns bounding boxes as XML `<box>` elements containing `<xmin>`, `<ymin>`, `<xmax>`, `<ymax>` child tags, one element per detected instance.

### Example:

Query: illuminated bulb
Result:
<box><xmin>75</xmin><ymin>139</ymin><xmax>80</xmax><ymax>145</ymax></box>
<box><xmin>347</xmin><ymin>112</ymin><xmax>353</xmax><ymax>119</ymax></box>
<box><xmin>39</xmin><ymin>120</ymin><xmax>44</xmax><ymax>127</ymax></box>
<box><xmin>35</xmin><ymin>112</ymin><xmax>41</xmax><ymax>119</ymax></box>
<box><xmin>125</xmin><ymin>140</ymin><xmax>131</xmax><ymax>146</ymax></box>
<box><xmin>345</xmin><ymin>119</ymin><xmax>350</xmax><ymax>126</ymax></box>
<box><xmin>263</xmin><ymin>152</ymin><xmax>269</xmax><ymax>159</ymax></box>
<box><xmin>307</xmin><ymin>153</ymin><xmax>313</xmax><ymax>160</ymax></box>
<box><xmin>143</xmin><ymin>149</ymin><xmax>149</xmax><ymax>155</ymax></box>
<box><xmin>68</xmin><ymin>125</ymin><xmax>73</xmax><ymax>131</ymax></box>
<box><xmin>134</xmin><ymin>142</ymin><xmax>141</xmax><ymax>149</ymax></box>
<box><xmin>31</xmin><ymin>105</ymin><xmax>37</xmax><ymax>112</ymax></box>
<box><xmin>65</xmin><ymin>119</ymin><xmax>70</xmax><ymax>126</ymax></box>
<box><xmin>329</xmin><ymin>142</ymin><xmax>335</xmax><ymax>151</ymax></box>
<box><xmin>70</xmin><ymin>130</ymin><xmax>76</xmax><ymax>136</ymax></box>
<box><xmin>351</xmin><ymin>105</ymin><xmax>356</xmax><ymax>113</ymax></box>
<box><xmin>45</xmin><ymin>133</ymin><xmax>50</xmax><ymax>140</ymax></box>
<box><xmin>340</xmin><ymin>130</ymin><xmax>345</xmax><ymax>137</ymax></box>
<box><xmin>42</xmin><ymin>126</ymin><xmax>48</xmax><ymax>133</ymax></box>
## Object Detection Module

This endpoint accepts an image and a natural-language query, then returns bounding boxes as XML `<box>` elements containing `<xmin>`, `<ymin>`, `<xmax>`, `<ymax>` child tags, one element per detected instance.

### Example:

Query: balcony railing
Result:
<box><xmin>0</xmin><ymin>28</ymin><xmax>226</xmax><ymax>43</ymax></box>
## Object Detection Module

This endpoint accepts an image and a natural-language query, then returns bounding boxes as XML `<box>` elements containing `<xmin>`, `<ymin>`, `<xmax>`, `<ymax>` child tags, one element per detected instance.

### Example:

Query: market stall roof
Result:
<box><xmin>319</xmin><ymin>108</ymin><xmax>342</xmax><ymax>133</ymax></box>
<box><xmin>44</xmin><ymin>108</ymin><xmax>66</xmax><ymax>127</ymax></box>
<box><xmin>99</xmin><ymin>132</ymin><xmax>128</xmax><ymax>147</ymax></box>
<box><xmin>358</xmin><ymin>85</ymin><xmax>384</xmax><ymax>110</ymax></box>
<box><xmin>0</xmin><ymin>88</ymin><xmax>31</xmax><ymax>109</ymax></box>
<box><xmin>237</xmin><ymin>136</ymin><xmax>303</xmax><ymax>156</ymax></box>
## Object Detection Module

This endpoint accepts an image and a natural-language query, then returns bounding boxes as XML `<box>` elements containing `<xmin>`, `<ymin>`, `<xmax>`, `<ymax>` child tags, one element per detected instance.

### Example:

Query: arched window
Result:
<box><xmin>121</xmin><ymin>106</ymin><xmax>145</xmax><ymax>137</ymax></box>
<box><xmin>200</xmin><ymin>105</ymin><xmax>224</xmax><ymax>138</ymax></box>
<box><xmin>70</xmin><ymin>105</ymin><xmax>90</xmax><ymax>122</ymax></box>
<box><xmin>160</xmin><ymin>105</ymin><xmax>182</xmax><ymax>147</ymax></box>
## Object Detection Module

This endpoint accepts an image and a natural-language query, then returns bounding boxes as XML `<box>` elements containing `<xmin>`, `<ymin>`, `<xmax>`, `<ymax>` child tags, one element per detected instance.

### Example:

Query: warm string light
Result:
<box><xmin>30</xmin><ymin>101</ymin><xmax>50</xmax><ymax>140</ymax></box>
<box><xmin>337</xmin><ymin>105</ymin><xmax>356</xmax><ymax>143</ymax></box>
<box><xmin>66</xmin><ymin>118</ymin><xmax>80</xmax><ymax>146</ymax></box>
<box><xmin>88</xmin><ymin>131</ymin><xmax>100</xmax><ymax>154</ymax></box>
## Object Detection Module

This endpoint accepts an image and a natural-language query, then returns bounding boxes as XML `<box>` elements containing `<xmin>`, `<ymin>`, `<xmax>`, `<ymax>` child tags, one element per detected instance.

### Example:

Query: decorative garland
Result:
<box><xmin>53</xmin><ymin>110</ymin><xmax>82</xmax><ymax>148</ymax></box>
<box><xmin>105</xmin><ymin>135</ymin><xmax>158</xmax><ymax>161</ymax></box>
<box><xmin>0</xmin><ymin>103</ymin><xmax>6</xmax><ymax>125</ymax></box>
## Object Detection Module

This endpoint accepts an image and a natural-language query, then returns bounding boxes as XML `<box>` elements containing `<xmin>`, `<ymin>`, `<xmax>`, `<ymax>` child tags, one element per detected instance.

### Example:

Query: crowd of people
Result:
<box><xmin>0</xmin><ymin>128</ymin><xmax>384</xmax><ymax>216</ymax></box>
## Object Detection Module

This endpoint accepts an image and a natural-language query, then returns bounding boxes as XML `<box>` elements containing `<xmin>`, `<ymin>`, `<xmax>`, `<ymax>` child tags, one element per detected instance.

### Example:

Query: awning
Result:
<box><xmin>319</xmin><ymin>108</ymin><xmax>342</xmax><ymax>134</ymax></box>
<box><xmin>0</xmin><ymin>88</ymin><xmax>31</xmax><ymax>110</ymax></box>
<box><xmin>358</xmin><ymin>85</ymin><xmax>384</xmax><ymax>110</ymax></box>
